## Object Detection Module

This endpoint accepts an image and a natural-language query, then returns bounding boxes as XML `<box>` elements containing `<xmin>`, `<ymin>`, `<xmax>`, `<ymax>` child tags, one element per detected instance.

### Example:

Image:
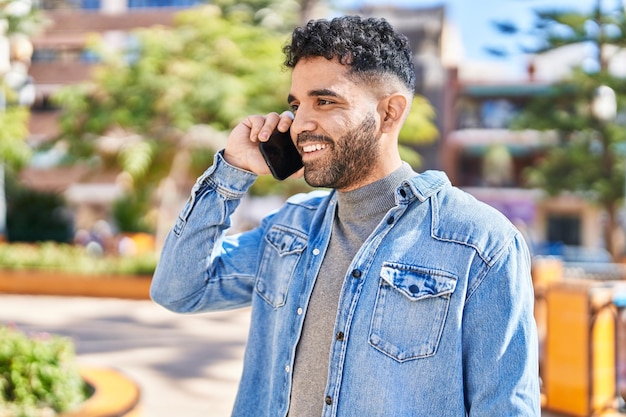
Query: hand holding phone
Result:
<box><xmin>259</xmin><ymin>128</ymin><xmax>303</xmax><ymax>180</ymax></box>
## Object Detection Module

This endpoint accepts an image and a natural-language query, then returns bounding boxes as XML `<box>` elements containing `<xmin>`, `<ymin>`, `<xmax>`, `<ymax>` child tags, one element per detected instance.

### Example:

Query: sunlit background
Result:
<box><xmin>2</xmin><ymin>0</ymin><xmax>626</xmax><ymax>416</ymax></box>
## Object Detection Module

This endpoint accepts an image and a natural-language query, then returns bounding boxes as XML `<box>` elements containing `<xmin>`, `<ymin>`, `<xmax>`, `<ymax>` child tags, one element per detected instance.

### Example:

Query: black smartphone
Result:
<box><xmin>259</xmin><ymin>128</ymin><xmax>303</xmax><ymax>180</ymax></box>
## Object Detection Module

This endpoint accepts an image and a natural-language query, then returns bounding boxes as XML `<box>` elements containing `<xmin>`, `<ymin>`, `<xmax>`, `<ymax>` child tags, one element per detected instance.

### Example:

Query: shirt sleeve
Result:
<box><xmin>462</xmin><ymin>232</ymin><xmax>541</xmax><ymax>416</ymax></box>
<box><xmin>150</xmin><ymin>150</ymin><xmax>264</xmax><ymax>313</ymax></box>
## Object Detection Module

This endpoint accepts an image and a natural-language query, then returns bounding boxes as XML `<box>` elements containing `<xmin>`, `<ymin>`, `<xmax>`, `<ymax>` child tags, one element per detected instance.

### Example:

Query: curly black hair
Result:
<box><xmin>283</xmin><ymin>15</ymin><xmax>415</xmax><ymax>93</ymax></box>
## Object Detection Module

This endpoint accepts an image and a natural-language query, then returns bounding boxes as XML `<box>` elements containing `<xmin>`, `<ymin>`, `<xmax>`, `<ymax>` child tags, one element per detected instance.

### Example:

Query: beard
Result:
<box><xmin>298</xmin><ymin>113</ymin><xmax>380</xmax><ymax>190</ymax></box>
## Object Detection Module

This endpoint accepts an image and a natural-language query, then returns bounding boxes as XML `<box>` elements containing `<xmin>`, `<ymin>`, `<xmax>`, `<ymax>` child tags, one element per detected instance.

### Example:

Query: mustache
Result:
<box><xmin>297</xmin><ymin>133</ymin><xmax>333</xmax><ymax>147</ymax></box>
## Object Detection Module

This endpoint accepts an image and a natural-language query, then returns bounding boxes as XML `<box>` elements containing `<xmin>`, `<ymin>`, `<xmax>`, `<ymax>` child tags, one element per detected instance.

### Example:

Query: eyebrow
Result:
<box><xmin>287</xmin><ymin>89</ymin><xmax>344</xmax><ymax>104</ymax></box>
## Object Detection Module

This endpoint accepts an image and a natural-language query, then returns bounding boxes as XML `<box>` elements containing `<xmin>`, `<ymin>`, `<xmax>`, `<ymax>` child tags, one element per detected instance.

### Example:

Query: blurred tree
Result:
<box><xmin>0</xmin><ymin>105</ymin><xmax>30</xmax><ymax>170</ymax></box>
<box><xmin>490</xmin><ymin>0</ymin><xmax>626</xmax><ymax>70</ymax></box>
<box><xmin>499</xmin><ymin>1</ymin><xmax>626</xmax><ymax>260</ymax></box>
<box><xmin>212</xmin><ymin>0</ymin><xmax>299</xmax><ymax>27</ymax></box>
<box><xmin>399</xmin><ymin>95</ymin><xmax>439</xmax><ymax>168</ymax></box>
<box><xmin>53</xmin><ymin>4</ymin><xmax>296</xmax><ymax>241</ymax></box>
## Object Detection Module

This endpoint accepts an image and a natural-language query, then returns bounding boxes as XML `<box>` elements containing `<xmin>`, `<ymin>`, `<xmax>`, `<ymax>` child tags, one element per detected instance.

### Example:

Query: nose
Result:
<box><xmin>289</xmin><ymin>107</ymin><xmax>316</xmax><ymax>138</ymax></box>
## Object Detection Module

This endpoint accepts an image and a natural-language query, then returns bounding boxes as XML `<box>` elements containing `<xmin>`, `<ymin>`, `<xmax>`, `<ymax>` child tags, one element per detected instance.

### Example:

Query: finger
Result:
<box><xmin>256</xmin><ymin>112</ymin><xmax>281</xmax><ymax>142</ymax></box>
<box><xmin>243</xmin><ymin>115</ymin><xmax>267</xmax><ymax>143</ymax></box>
<box><xmin>276</xmin><ymin>111</ymin><xmax>295</xmax><ymax>133</ymax></box>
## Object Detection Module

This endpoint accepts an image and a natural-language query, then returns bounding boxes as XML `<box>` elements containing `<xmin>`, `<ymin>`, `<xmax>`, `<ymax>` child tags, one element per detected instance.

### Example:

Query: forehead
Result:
<box><xmin>290</xmin><ymin>56</ymin><xmax>363</xmax><ymax>100</ymax></box>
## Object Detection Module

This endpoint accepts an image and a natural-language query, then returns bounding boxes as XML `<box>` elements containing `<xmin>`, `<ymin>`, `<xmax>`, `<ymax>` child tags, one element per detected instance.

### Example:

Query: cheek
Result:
<box><xmin>328</xmin><ymin>112</ymin><xmax>370</xmax><ymax>136</ymax></box>
<box><xmin>317</xmin><ymin>114</ymin><xmax>350</xmax><ymax>139</ymax></box>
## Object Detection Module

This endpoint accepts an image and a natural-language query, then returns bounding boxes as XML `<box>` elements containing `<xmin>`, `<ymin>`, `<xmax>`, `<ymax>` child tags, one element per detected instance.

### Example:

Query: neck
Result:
<box><xmin>336</xmin><ymin>162</ymin><xmax>414</xmax><ymax>220</ymax></box>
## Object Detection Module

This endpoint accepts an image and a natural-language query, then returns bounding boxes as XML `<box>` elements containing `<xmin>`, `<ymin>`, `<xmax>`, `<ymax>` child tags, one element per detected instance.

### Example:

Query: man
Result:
<box><xmin>151</xmin><ymin>15</ymin><xmax>540</xmax><ymax>417</ymax></box>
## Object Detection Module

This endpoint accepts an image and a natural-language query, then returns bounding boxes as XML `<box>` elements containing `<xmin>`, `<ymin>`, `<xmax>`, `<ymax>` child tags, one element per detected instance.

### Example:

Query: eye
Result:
<box><xmin>318</xmin><ymin>99</ymin><xmax>334</xmax><ymax>106</ymax></box>
<box><xmin>290</xmin><ymin>103</ymin><xmax>299</xmax><ymax>112</ymax></box>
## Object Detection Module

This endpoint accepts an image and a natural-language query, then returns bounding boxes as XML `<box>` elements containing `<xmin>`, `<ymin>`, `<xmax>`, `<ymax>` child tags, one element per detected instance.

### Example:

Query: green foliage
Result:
<box><xmin>0</xmin><ymin>242</ymin><xmax>157</xmax><ymax>276</ymax></box>
<box><xmin>53</xmin><ymin>4</ymin><xmax>291</xmax><ymax>186</ymax></box>
<box><xmin>52</xmin><ymin>2</ymin><xmax>298</xmax><ymax>225</ymax></box>
<box><xmin>6</xmin><ymin>180</ymin><xmax>74</xmax><ymax>244</ymax></box>
<box><xmin>399</xmin><ymin>95</ymin><xmax>440</xmax><ymax>168</ymax></box>
<box><xmin>211</xmin><ymin>0</ymin><xmax>299</xmax><ymax>29</ymax></box>
<box><xmin>0</xmin><ymin>105</ymin><xmax>31</xmax><ymax>171</ymax></box>
<box><xmin>112</xmin><ymin>192</ymin><xmax>154</xmax><ymax>234</ymax></box>
<box><xmin>0</xmin><ymin>0</ymin><xmax>49</xmax><ymax>38</ymax></box>
<box><xmin>0</xmin><ymin>325</ymin><xmax>87</xmax><ymax>417</ymax></box>
<box><xmin>490</xmin><ymin>3</ymin><xmax>626</xmax><ymax>62</ymax></box>
<box><xmin>530</xmin><ymin>7</ymin><xmax>626</xmax><ymax>55</ymax></box>
<box><xmin>515</xmin><ymin>68</ymin><xmax>626</xmax><ymax>207</ymax></box>
<box><xmin>399</xmin><ymin>95</ymin><xmax>439</xmax><ymax>145</ymax></box>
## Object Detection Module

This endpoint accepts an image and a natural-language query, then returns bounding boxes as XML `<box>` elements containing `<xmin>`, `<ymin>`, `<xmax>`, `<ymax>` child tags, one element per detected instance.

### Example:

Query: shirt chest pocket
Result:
<box><xmin>255</xmin><ymin>225</ymin><xmax>307</xmax><ymax>308</ymax></box>
<box><xmin>369</xmin><ymin>262</ymin><xmax>458</xmax><ymax>362</ymax></box>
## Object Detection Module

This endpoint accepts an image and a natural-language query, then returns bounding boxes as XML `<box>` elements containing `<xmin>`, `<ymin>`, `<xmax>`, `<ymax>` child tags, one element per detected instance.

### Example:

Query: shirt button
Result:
<box><xmin>313</xmin><ymin>248</ymin><xmax>320</xmax><ymax>256</ymax></box>
<box><xmin>336</xmin><ymin>331</ymin><xmax>344</xmax><ymax>341</ymax></box>
<box><xmin>387</xmin><ymin>216</ymin><xmax>394</xmax><ymax>225</ymax></box>
<box><xmin>351</xmin><ymin>269</ymin><xmax>362</xmax><ymax>278</ymax></box>
<box><xmin>297</xmin><ymin>307</ymin><xmax>303</xmax><ymax>315</ymax></box>
<box><xmin>325</xmin><ymin>396</ymin><xmax>332</xmax><ymax>405</ymax></box>
<box><xmin>400</xmin><ymin>189</ymin><xmax>407</xmax><ymax>198</ymax></box>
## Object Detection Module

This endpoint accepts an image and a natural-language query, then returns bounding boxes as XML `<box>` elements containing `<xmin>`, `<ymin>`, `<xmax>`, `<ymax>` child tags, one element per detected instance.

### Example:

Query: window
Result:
<box><xmin>547</xmin><ymin>214</ymin><xmax>581</xmax><ymax>246</ymax></box>
<box><xmin>32</xmin><ymin>49</ymin><xmax>58</xmax><ymax>63</ymax></box>
<box><xmin>480</xmin><ymin>99</ymin><xmax>518</xmax><ymax>129</ymax></box>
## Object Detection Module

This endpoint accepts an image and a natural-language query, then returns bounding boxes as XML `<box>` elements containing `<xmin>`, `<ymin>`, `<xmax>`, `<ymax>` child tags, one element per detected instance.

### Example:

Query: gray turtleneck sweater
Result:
<box><xmin>287</xmin><ymin>163</ymin><xmax>415</xmax><ymax>416</ymax></box>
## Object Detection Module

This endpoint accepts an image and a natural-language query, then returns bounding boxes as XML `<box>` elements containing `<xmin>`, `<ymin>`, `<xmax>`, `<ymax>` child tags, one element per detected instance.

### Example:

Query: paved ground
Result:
<box><xmin>0</xmin><ymin>294</ymin><xmax>250</xmax><ymax>417</ymax></box>
<box><xmin>1</xmin><ymin>293</ymin><xmax>624</xmax><ymax>417</ymax></box>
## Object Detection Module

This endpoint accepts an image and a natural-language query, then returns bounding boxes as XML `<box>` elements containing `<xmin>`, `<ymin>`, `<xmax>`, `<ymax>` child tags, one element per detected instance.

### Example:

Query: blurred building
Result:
<box><xmin>441</xmin><ymin>71</ymin><xmax>601</xmax><ymax>253</ymax></box>
<box><xmin>442</xmin><ymin>59</ymin><xmax>617</xmax><ymax>261</ymax></box>
<box><xmin>29</xmin><ymin>0</ymin><xmax>200</xmax><ymax>143</ymax></box>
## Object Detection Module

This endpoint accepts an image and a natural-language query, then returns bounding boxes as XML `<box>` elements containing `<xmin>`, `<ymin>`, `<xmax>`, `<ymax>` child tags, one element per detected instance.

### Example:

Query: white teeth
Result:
<box><xmin>302</xmin><ymin>144</ymin><xmax>327</xmax><ymax>153</ymax></box>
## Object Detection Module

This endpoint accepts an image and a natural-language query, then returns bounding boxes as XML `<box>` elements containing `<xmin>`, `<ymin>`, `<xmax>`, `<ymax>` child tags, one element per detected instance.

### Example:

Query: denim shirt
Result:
<box><xmin>151</xmin><ymin>151</ymin><xmax>541</xmax><ymax>417</ymax></box>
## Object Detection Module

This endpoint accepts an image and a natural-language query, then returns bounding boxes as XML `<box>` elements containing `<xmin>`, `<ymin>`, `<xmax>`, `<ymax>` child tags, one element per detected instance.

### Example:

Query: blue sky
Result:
<box><xmin>336</xmin><ymin>0</ymin><xmax>613</xmax><ymax>73</ymax></box>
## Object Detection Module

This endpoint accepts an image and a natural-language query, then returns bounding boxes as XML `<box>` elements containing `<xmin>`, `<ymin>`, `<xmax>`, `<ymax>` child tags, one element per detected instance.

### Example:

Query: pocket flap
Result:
<box><xmin>264</xmin><ymin>225</ymin><xmax>307</xmax><ymax>256</ymax></box>
<box><xmin>380</xmin><ymin>262</ymin><xmax>457</xmax><ymax>301</ymax></box>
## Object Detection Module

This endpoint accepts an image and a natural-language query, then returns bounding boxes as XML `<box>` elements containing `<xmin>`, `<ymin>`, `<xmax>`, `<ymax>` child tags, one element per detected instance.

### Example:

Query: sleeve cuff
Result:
<box><xmin>194</xmin><ymin>150</ymin><xmax>258</xmax><ymax>199</ymax></box>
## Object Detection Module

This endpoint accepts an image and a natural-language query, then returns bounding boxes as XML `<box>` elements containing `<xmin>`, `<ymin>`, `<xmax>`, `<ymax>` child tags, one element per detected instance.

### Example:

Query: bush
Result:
<box><xmin>0</xmin><ymin>325</ymin><xmax>88</xmax><ymax>417</ymax></box>
<box><xmin>0</xmin><ymin>242</ymin><xmax>157</xmax><ymax>276</ymax></box>
<box><xmin>6</xmin><ymin>181</ymin><xmax>73</xmax><ymax>244</ymax></box>
<box><xmin>112</xmin><ymin>193</ymin><xmax>154</xmax><ymax>234</ymax></box>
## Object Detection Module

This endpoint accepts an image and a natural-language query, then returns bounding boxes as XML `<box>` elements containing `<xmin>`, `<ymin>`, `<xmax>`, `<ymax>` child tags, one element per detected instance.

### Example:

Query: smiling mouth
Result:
<box><xmin>301</xmin><ymin>143</ymin><xmax>328</xmax><ymax>153</ymax></box>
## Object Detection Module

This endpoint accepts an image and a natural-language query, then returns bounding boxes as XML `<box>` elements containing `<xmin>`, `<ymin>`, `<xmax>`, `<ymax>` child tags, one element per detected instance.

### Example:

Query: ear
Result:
<box><xmin>378</xmin><ymin>93</ymin><xmax>409</xmax><ymax>133</ymax></box>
